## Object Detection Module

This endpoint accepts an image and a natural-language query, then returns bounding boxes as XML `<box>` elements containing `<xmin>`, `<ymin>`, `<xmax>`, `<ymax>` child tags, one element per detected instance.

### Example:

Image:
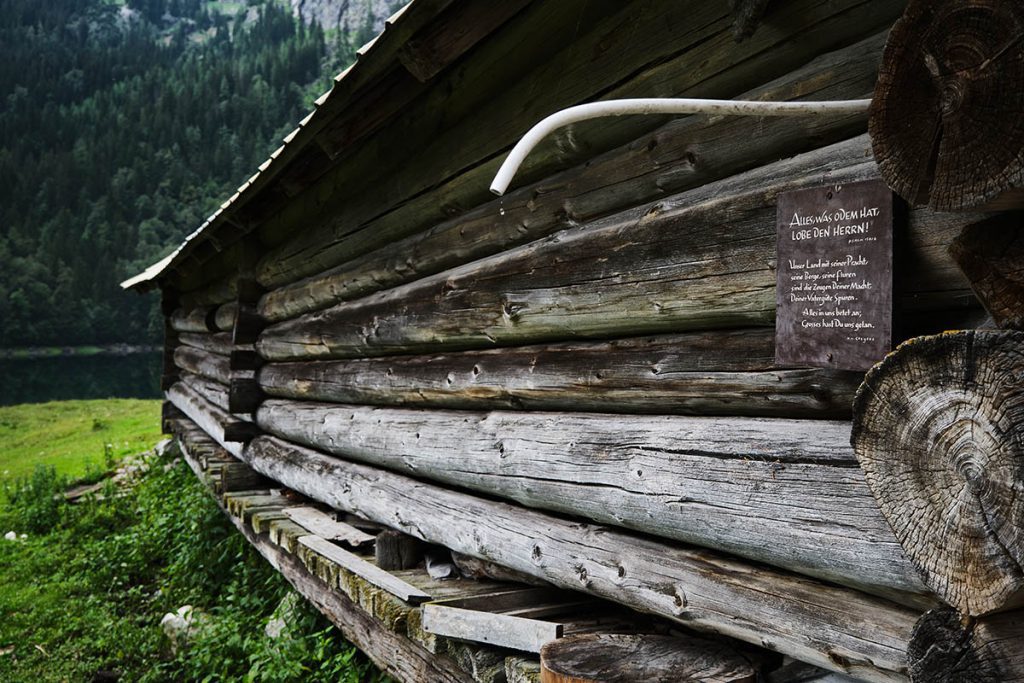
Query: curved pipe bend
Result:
<box><xmin>489</xmin><ymin>97</ymin><xmax>872</xmax><ymax>196</ymax></box>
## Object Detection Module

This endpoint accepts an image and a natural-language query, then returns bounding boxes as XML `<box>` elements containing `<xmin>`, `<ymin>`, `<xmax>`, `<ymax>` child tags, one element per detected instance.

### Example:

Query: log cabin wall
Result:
<box><xmin>131</xmin><ymin>1</ymin><xmax>1024</xmax><ymax>680</ymax></box>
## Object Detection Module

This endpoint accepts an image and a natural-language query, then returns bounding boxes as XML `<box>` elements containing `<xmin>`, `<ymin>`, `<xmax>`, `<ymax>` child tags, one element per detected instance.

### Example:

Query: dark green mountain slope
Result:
<box><xmin>0</xmin><ymin>0</ymin><xmax>383</xmax><ymax>347</ymax></box>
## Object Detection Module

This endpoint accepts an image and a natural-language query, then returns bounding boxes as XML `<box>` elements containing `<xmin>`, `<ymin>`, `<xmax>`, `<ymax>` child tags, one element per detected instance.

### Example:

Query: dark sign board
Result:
<box><xmin>775</xmin><ymin>178</ymin><xmax>893</xmax><ymax>371</ymax></box>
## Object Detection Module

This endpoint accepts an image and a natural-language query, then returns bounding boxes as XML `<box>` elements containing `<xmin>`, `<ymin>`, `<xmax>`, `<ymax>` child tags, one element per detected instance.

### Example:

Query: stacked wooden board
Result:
<box><xmin>135</xmin><ymin>0</ymin><xmax>1024</xmax><ymax>680</ymax></box>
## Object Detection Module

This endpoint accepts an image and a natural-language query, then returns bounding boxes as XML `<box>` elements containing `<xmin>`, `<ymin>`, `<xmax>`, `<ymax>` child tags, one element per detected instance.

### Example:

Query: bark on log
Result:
<box><xmin>255</xmin><ymin>398</ymin><xmax>930</xmax><ymax>604</ymax></box>
<box><xmin>949</xmin><ymin>215</ymin><xmax>1024</xmax><ymax>329</ymax></box>
<box><xmin>241</xmin><ymin>435</ymin><xmax>919</xmax><ymax>682</ymax></box>
<box><xmin>177</xmin><ymin>332</ymin><xmax>234</xmax><ymax>357</ymax></box>
<box><xmin>852</xmin><ymin>330</ymin><xmax>1024</xmax><ymax>616</ymax></box>
<box><xmin>254</xmin><ymin>0</ymin><xmax>901</xmax><ymax>288</ymax></box>
<box><xmin>540</xmin><ymin>633</ymin><xmax>757</xmax><ymax>682</ymax></box>
<box><xmin>258</xmin><ymin>329</ymin><xmax>860</xmax><ymax>419</ymax></box>
<box><xmin>256</xmin><ymin>136</ymin><xmax>980</xmax><ymax>362</ymax></box>
<box><xmin>173</xmin><ymin>345</ymin><xmax>231</xmax><ymax>386</ymax></box>
<box><xmin>257</xmin><ymin>31</ymin><xmax>885</xmax><ymax>321</ymax></box>
<box><xmin>869</xmin><ymin>0</ymin><xmax>1024</xmax><ymax>211</ymax></box>
<box><xmin>907</xmin><ymin>607</ymin><xmax>1024</xmax><ymax>683</ymax></box>
<box><xmin>170</xmin><ymin>306</ymin><xmax>216</xmax><ymax>333</ymax></box>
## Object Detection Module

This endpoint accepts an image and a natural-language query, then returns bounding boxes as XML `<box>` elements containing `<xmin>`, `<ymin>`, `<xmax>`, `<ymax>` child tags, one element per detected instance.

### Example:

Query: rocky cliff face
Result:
<box><xmin>288</xmin><ymin>0</ymin><xmax>404</xmax><ymax>33</ymax></box>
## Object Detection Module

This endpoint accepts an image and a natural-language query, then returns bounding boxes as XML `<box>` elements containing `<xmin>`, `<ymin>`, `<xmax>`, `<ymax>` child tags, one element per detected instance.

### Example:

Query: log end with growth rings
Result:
<box><xmin>852</xmin><ymin>330</ymin><xmax>1024</xmax><ymax>616</ymax></box>
<box><xmin>869</xmin><ymin>0</ymin><xmax>1024</xmax><ymax>210</ymax></box>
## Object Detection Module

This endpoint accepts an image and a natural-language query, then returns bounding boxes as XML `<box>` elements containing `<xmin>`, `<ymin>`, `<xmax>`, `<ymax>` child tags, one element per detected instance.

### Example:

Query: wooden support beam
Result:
<box><xmin>853</xmin><ymin>330</ymin><xmax>1024</xmax><ymax>616</ymax></box>
<box><xmin>869</xmin><ymin>0</ymin><xmax>1024</xmax><ymax>211</ymax></box>
<box><xmin>241</xmin><ymin>435</ymin><xmax>919</xmax><ymax>682</ymax></box>
<box><xmin>170</xmin><ymin>306</ymin><xmax>217</xmax><ymax>333</ymax></box>
<box><xmin>297</xmin><ymin>535</ymin><xmax>432</xmax><ymax>604</ymax></box>
<box><xmin>257</xmin><ymin>329</ymin><xmax>860</xmax><ymax>419</ymax></box>
<box><xmin>255</xmin><ymin>398</ymin><xmax>929</xmax><ymax>603</ymax></box>
<box><xmin>376</xmin><ymin>529</ymin><xmax>425</xmax><ymax>571</ymax></box>
<box><xmin>281</xmin><ymin>506</ymin><xmax>375</xmax><ymax>547</ymax></box>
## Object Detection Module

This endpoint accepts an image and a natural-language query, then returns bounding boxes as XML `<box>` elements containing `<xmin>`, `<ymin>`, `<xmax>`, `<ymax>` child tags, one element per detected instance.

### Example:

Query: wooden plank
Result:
<box><xmin>421</xmin><ymin>603</ymin><xmax>562</xmax><ymax>653</ymax></box>
<box><xmin>254</xmin><ymin>0</ymin><xmax>903</xmax><ymax>288</ymax></box>
<box><xmin>258</xmin><ymin>30</ymin><xmax>887</xmax><ymax>323</ymax></box>
<box><xmin>297</xmin><ymin>534</ymin><xmax>432</xmax><ymax>604</ymax></box>
<box><xmin>255</xmin><ymin>398</ymin><xmax>929</xmax><ymax>603</ymax></box>
<box><xmin>244</xmin><ymin>436</ymin><xmax>920</xmax><ymax>682</ymax></box>
<box><xmin>255</xmin><ymin>136</ymin><xmax>981</xmax><ymax>362</ymax></box>
<box><xmin>257</xmin><ymin>328</ymin><xmax>860</xmax><ymax>419</ymax></box>
<box><xmin>282</xmin><ymin>506</ymin><xmax>375</xmax><ymax>547</ymax></box>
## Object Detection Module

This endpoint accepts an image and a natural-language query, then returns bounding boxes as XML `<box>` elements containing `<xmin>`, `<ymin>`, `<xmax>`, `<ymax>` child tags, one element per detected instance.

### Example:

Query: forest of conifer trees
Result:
<box><xmin>0</xmin><ymin>0</ymin><xmax>392</xmax><ymax>347</ymax></box>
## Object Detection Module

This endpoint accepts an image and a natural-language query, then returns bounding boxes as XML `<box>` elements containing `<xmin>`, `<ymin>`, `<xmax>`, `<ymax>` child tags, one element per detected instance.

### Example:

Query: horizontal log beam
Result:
<box><xmin>242</xmin><ymin>435</ymin><xmax>919</xmax><ymax>682</ymax></box>
<box><xmin>258</xmin><ymin>328</ymin><xmax>860</xmax><ymax>418</ymax></box>
<box><xmin>173</xmin><ymin>345</ymin><xmax>231</xmax><ymax>385</ymax></box>
<box><xmin>177</xmin><ymin>332</ymin><xmax>234</xmax><ymax>357</ymax></box>
<box><xmin>254</xmin><ymin>398</ymin><xmax>931</xmax><ymax>604</ymax></box>
<box><xmin>256</xmin><ymin>136</ymin><xmax>982</xmax><ymax>361</ymax></box>
<box><xmin>166</xmin><ymin>382</ymin><xmax>242</xmax><ymax>457</ymax></box>
<box><xmin>170</xmin><ymin>306</ymin><xmax>216</xmax><ymax>333</ymax></box>
<box><xmin>257</xmin><ymin>31</ymin><xmax>886</xmax><ymax>322</ymax></box>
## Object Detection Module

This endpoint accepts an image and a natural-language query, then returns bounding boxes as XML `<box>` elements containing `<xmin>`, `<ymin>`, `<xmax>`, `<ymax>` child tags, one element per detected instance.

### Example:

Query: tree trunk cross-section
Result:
<box><xmin>870</xmin><ymin>0</ymin><xmax>1024</xmax><ymax>210</ymax></box>
<box><xmin>852</xmin><ymin>330</ymin><xmax>1024</xmax><ymax>616</ymax></box>
<box><xmin>540</xmin><ymin>633</ymin><xmax>756</xmax><ymax>683</ymax></box>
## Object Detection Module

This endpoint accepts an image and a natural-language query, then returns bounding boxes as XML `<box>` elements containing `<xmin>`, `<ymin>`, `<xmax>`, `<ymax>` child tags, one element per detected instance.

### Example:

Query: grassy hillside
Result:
<box><xmin>0</xmin><ymin>399</ymin><xmax>162</xmax><ymax>481</ymax></box>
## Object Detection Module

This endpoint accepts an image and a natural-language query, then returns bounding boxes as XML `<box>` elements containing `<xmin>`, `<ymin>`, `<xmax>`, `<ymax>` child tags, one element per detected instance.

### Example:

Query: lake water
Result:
<box><xmin>0</xmin><ymin>352</ymin><xmax>163</xmax><ymax>406</ymax></box>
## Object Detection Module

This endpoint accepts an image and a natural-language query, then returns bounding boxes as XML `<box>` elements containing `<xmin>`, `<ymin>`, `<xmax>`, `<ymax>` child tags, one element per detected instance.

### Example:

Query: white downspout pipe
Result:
<box><xmin>489</xmin><ymin>98</ymin><xmax>872</xmax><ymax>196</ymax></box>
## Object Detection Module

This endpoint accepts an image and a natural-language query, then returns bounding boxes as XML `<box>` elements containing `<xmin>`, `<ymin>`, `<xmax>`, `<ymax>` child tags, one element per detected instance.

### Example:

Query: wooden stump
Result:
<box><xmin>908</xmin><ymin>607</ymin><xmax>1024</xmax><ymax>682</ymax></box>
<box><xmin>869</xmin><ymin>0</ymin><xmax>1024</xmax><ymax>210</ymax></box>
<box><xmin>539</xmin><ymin>634</ymin><xmax>756</xmax><ymax>683</ymax></box>
<box><xmin>949</xmin><ymin>215</ymin><xmax>1024</xmax><ymax>329</ymax></box>
<box><xmin>852</xmin><ymin>330</ymin><xmax>1024</xmax><ymax>615</ymax></box>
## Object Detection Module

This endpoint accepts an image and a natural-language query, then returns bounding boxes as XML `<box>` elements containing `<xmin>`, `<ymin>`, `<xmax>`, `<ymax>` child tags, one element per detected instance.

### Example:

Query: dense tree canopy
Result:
<box><xmin>0</xmin><ymin>0</ymin><xmax>377</xmax><ymax>347</ymax></box>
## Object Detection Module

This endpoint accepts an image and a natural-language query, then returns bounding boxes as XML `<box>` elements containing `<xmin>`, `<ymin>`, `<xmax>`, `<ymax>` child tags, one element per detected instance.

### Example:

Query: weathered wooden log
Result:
<box><xmin>177</xmin><ymin>332</ymin><xmax>234</xmax><ymax>357</ymax></box>
<box><xmin>255</xmin><ymin>398</ymin><xmax>931</xmax><ymax>604</ymax></box>
<box><xmin>852</xmin><ymin>330</ymin><xmax>1024</xmax><ymax>616</ymax></box>
<box><xmin>179</xmin><ymin>372</ymin><xmax>231</xmax><ymax>414</ymax></box>
<box><xmin>539</xmin><ymin>633</ymin><xmax>757</xmax><ymax>683</ymax></box>
<box><xmin>452</xmin><ymin>552</ymin><xmax>549</xmax><ymax>587</ymax></box>
<box><xmin>869</xmin><ymin>0</ymin><xmax>1024</xmax><ymax>210</ymax></box>
<box><xmin>257</xmin><ymin>31</ymin><xmax>886</xmax><ymax>321</ymax></box>
<box><xmin>173</xmin><ymin>345</ymin><xmax>231</xmax><ymax>385</ymax></box>
<box><xmin>170</xmin><ymin>306</ymin><xmax>216</xmax><ymax>333</ymax></box>
<box><xmin>213</xmin><ymin>301</ymin><xmax>237</xmax><ymax>333</ymax></box>
<box><xmin>907</xmin><ymin>607</ymin><xmax>1024</xmax><ymax>683</ymax></box>
<box><xmin>949</xmin><ymin>215</ymin><xmax>1024</xmax><ymax>329</ymax></box>
<box><xmin>177</xmin><ymin>274</ymin><xmax>238</xmax><ymax>310</ymax></box>
<box><xmin>258</xmin><ymin>329</ymin><xmax>860</xmax><ymax>418</ymax></box>
<box><xmin>375</xmin><ymin>530</ymin><xmax>424</xmax><ymax>571</ymax></box>
<box><xmin>254</xmin><ymin>0</ymin><xmax>902</xmax><ymax>288</ymax></box>
<box><xmin>257</xmin><ymin>136</ymin><xmax>982</xmax><ymax>362</ymax></box>
<box><xmin>166</xmin><ymin>382</ymin><xmax>242</xmax><ymax>457</ymax></box>
<box><xmin>242</xmin><ymin>435</ymin><xmax>919</xmax><ymax>682</ymax></box>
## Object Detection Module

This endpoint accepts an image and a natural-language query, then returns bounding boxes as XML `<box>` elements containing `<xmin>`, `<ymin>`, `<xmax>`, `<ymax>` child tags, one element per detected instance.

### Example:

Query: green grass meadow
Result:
<box><xmin>0</xmin><ymin>399</ymin><xmax>162</xmax><ymax>481</ymax></box>
<box><xmin>0</xmin><ymin>400</ymin><xmax>384</xmax><ymax>682</ymax></box>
